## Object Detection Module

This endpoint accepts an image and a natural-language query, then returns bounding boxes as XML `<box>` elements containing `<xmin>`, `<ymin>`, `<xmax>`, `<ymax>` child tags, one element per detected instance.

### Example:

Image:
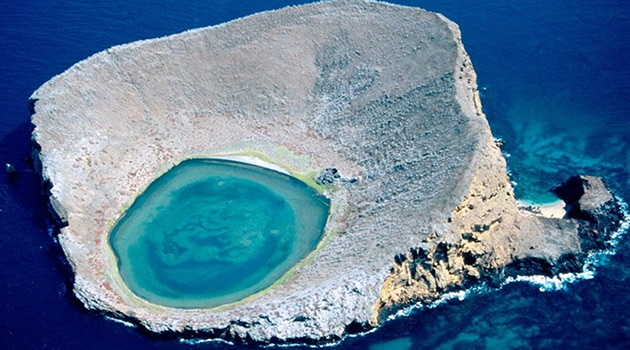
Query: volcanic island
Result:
<box><xmin>30</xmin><ymin>0</ymin><xmax>624</xmax><ymax>345</ymax></box>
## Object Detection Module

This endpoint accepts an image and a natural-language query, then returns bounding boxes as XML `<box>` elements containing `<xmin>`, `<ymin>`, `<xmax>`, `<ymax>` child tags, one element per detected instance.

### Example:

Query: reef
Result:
<box><xmin>29</xmin><ymin>0</ymin><xmax>623</xmax><ymax>345</ymax></box>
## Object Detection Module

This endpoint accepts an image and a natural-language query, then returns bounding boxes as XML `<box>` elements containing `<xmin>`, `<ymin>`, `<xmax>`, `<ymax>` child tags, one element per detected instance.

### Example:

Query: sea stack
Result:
<box><xmin>30</xmin><ymin>0</ymin><xmax>623</xmax><ymax>345</ymax></box>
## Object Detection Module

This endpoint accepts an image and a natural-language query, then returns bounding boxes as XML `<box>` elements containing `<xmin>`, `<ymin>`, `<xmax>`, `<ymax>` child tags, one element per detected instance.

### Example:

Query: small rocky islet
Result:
<box><xmin>30</xmin><ymin>0</ymin><xmax>624</xmax><ymax>345</ymax></box>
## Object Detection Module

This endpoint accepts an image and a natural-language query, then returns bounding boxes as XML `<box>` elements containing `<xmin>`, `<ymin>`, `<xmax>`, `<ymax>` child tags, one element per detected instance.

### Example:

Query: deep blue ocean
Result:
<box><xmin>1</xmin><ymin>1</ymin><xmax>629</xmax><ymax>349</ymax></box>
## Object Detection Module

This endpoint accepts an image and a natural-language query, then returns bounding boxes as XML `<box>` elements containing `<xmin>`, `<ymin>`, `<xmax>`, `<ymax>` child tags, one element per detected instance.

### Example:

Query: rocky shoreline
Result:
<box><xmin>30</xmin><ymin>0</ymin><xmax>624</xmax><ymax>345</ymax></box>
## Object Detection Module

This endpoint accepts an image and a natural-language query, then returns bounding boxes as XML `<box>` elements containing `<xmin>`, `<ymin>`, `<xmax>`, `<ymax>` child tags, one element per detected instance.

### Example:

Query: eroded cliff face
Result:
<box><xmin>374</xmin><ymin>170</ymin><xmax>622</xmax><ymax>324</ymax></box>
<box><xmin>30</xmin><ymin>0</ymin><xmax>624</xmax><ymax>345</ymax></box>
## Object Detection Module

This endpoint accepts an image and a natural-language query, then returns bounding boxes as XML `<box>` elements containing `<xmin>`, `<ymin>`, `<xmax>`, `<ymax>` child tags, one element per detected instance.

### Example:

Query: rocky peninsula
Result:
<box><xmin>30</xmin><ymin>0</ymin><xmax>624</xmax><ymax>345</ymax></box>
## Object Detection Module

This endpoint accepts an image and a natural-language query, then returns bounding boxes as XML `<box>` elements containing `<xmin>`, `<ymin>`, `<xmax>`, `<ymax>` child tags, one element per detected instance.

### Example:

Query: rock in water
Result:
<box><xmin>5</xmin><ymin>163</ymin><xmax>17</xmax><ymax>180</ymax></box>
<box><xmin>29</xmin><ymin>0</ymin><xmax>623</xmax><ymax>345</ymax></box>
<box><xmin>552</xmin><ymin>176</ymin><xmax>624</xmax><ymax>251</ymax></box>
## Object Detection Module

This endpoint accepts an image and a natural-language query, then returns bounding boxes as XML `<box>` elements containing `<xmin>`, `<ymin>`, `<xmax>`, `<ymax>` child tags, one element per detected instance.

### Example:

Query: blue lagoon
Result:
<box><xmin>109</xmin><ymin>159</ymin><xmax>330</xmax><ymax>308</ymax></box>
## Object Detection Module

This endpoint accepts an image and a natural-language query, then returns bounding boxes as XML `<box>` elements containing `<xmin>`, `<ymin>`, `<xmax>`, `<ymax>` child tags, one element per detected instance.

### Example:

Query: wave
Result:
<box><xmin>504</xmin><ymin>195</ymin><xmax>629</xmax><ymax>292</ymax></box>
<box><xmin>104</xmin><ymin>315</ymin><xmax>137</xmax><ymax>328</ymax></box>
<box><xmin>179</xmin><ymin>338</ymin><xmax>233</xmax><ymax>346</ymax></box>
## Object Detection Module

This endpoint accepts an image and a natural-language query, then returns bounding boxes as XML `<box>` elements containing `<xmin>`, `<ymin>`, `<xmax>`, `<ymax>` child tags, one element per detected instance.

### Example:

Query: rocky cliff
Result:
<box><xmin>30</xmin><ymin>0</ymin><xmax>623</xmax><ymax>345</ymax></box>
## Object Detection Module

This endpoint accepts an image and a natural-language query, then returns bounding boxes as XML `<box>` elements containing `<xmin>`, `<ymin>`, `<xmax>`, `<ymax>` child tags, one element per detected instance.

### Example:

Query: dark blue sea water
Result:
<box><xmin>1</xmin><ymin>1</ymin><xmax>629</xmax><ymax>349</ymax></box>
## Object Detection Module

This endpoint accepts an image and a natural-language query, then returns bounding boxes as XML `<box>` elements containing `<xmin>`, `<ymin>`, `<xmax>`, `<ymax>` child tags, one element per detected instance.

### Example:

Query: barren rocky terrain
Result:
<box><xmin>30</xmin><ymin>0</ymin><xmax>623</xmax><ymax>345</ymax></box>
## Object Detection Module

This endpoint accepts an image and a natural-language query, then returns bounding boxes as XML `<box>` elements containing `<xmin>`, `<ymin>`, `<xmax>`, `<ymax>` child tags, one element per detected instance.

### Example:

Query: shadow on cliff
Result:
<box><xmin>1</xmin><ymin>121</ymin><xmax>46</xmax><ymax>212</ymax></box>
<box><xmin>0</xmin><ymin>120</ymin><xmax>78</xmax><ymax>303</ymax></box>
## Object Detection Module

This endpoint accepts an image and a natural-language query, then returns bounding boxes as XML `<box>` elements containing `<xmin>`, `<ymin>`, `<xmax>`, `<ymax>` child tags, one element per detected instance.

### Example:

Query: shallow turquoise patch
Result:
<box><xmin>109</xmin><ymin>159</ymin><xmax>330</xmax><ymax>308</ymax></box>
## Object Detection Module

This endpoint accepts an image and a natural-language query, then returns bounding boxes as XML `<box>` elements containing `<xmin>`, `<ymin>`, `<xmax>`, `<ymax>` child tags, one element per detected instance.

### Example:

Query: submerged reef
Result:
<box><xmin>30</xmin><ymin>0</ymin><xmax>622</xmax><ymax>345</ymax></box>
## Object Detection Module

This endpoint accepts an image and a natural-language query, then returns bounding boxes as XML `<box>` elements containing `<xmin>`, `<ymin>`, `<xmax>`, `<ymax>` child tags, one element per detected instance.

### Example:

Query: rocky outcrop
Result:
<box><xmin>374</xmin><ymin>174</ymin><xmax>623</xmax><ymax>324</ymax></box>
<box><xmin>30</xmin><ymin>0</ymin><xmax>624</xmax><ymax>345</ymax></box>
<box><xmin>553</xmin><ymin>176</ymin><xmax>624</xmax><ymax>251</ymax></box>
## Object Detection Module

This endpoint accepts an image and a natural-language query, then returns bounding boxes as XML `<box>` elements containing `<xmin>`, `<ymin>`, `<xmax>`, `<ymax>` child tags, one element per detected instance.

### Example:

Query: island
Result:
<box><xmin>29</xmin><ymin>0</ymin><xmax>624</xmax><ymax>345</ymax></box>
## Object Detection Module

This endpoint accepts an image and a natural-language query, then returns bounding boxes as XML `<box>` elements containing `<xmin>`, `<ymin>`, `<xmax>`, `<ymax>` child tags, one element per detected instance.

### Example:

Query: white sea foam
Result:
<box><xmin>263</xmin><ymin>339</ymin><xmax>341</xmax><ymax>349</ymax></box>
<box><xmin>179</xmin><ymin>338</ymin><xmax>233</xmax><ymax>346</ymax></box>
<box><xmin>504</xmin><ymin>196</ymin><xmax>629</xmax><ymax>292</ymax></box>
<box><xmin>104</xmin><ymin>315</ymin><xmax>136</xmax><ymax>328</ymax></box>
<box><xmin>180</xmin><ymin>331</ymin><xmax>345</xmax><ymax>348</ymax></box>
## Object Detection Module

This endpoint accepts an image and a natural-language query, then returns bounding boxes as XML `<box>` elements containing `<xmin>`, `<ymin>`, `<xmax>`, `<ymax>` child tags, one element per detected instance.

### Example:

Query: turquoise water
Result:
<box><xmin>109</xmin><ymin>159</ymin><xmax>329</xmax><ymax>308</ymax></box>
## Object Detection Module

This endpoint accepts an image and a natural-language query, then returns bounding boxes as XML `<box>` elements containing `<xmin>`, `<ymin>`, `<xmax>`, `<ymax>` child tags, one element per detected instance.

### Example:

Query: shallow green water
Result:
<box><xmin>109</xmin><ymin>159</ymin><xmax>330</xmax><ymax>308</ymax></box>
